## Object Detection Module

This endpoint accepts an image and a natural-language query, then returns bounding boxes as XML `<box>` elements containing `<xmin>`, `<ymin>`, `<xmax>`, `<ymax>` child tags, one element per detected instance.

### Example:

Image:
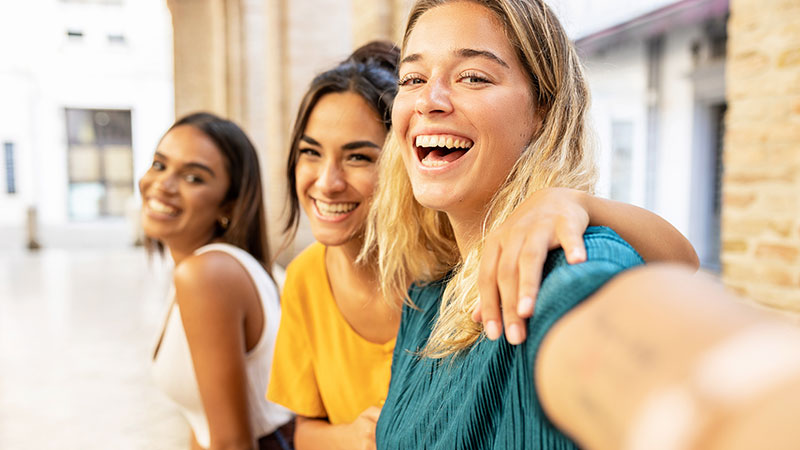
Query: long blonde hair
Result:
<box><xmin>362</xmin><ymin>0</ymin><xmax>596</xmax><ymax>358</ymax></box>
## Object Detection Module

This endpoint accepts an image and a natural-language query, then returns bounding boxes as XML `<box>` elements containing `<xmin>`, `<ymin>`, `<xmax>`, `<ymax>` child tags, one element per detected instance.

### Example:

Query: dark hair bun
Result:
<box><xmin>348</xmin><ymin>40</ymin><xmax>400</xmax><ymax>74</ymax></box>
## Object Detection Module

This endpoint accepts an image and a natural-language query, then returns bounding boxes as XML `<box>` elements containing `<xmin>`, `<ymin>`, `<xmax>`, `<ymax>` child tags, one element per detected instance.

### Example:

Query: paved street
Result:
<box><xmin>0</xmin><ymin>247</ymin><xmax>188</xmax><ymax>449</ymax></box>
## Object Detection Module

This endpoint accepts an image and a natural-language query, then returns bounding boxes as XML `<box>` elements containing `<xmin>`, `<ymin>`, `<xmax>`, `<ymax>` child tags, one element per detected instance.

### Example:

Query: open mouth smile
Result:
<box><xmin>414</xmin><ymin>134</ymin><xmax>474</xmax><ymax>167</ymax></box>
<box><xmin>313</xmin><ymin>199</ymin><xmax>359</xmax><ymax>220</ymax></box>
<box><xmin>146</xmin><ymin>198</ymin><xmax>180</xmax><ymax>217</ymax></box>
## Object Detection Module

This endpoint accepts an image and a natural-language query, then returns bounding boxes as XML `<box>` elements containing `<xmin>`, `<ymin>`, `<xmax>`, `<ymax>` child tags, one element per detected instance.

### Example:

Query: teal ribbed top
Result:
<box><xmin>376</xmin><ymin>227</ymin><xmax>644</xmax><ymax>449</ymax></box>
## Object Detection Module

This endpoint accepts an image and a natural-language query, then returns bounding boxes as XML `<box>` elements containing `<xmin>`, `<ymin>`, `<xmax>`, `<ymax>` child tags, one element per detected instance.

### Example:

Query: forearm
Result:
<box><xmin>584</xmin><ymin>194</ymin><xmax>699</xmax><ymax>268</ymax></box>
<box><xmin>537</xmin><ymin>265</ymin><xmax>800</xmax><ymax>449</ymax></box>
<box><xmin>294</xmin><ymin>416</ymin><xmax>356</xmax><ymax>450</ymax></box>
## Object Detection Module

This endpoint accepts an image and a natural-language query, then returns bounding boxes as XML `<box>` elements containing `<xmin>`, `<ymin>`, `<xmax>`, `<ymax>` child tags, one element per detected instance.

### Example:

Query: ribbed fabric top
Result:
<box><xmin>376</xmin><ymin>227</ymin><xmax>644</xmax><ymax>449</ymax></box>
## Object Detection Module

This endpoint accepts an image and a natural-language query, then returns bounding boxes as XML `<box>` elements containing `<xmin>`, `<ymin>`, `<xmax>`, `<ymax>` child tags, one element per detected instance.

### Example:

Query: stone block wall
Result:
<box><xmin>723</xmin><ymin>0</ymin><xmax>800</xmax><ymax>310</ymax></box>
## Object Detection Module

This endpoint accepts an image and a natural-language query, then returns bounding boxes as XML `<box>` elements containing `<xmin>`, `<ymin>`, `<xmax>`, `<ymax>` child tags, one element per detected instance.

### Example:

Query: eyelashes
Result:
<box><xmin>397</xmin><ymin>70</ymin><xmax>493</xmax><ymax>87</ymax></box>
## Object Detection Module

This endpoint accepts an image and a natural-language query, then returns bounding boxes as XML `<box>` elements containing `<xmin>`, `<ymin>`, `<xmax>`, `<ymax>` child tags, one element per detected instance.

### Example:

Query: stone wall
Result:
<box><xmin>722</xmin><ymin>0</ymin><xmax>800</xmax><ymax>310</ymax></box>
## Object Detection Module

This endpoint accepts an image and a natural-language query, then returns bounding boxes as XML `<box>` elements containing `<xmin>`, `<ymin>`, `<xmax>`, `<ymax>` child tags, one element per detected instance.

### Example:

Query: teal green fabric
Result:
<box><xmin>376</xmin><ymin>227</ymin><xmax>644</xmax><ymax>449</ymax></box>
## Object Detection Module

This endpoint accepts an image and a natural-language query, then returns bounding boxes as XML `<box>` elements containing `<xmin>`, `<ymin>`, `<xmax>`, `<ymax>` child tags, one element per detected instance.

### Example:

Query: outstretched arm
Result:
<box><xmin>476</xmin><ymin>188</ymin><xmax>698</xmax><ymax>344</ymax></box>
<box><xmin>537</xmin><ymin>265</ymin><xmax>800</xmax><ymax>450</ymax></box>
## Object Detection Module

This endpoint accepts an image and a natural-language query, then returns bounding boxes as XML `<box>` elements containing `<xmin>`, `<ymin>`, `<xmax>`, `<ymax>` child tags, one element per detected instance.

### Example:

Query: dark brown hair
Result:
<box><xmin>281</xmin><ymin>40</ymin><xmax>400</xmax><ymax>248</ymax></box>
<box><xmin>147</xmin><ymin>112</ymin><xmax>271</xmax><ymax>273</ymax></box>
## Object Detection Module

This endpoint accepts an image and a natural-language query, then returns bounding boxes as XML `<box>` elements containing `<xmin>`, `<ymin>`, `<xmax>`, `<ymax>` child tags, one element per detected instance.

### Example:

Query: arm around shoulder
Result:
<box><xmin>584</xmin><ymin>193</ymin><xmax>699</xmax><ymax>268</ymax></box>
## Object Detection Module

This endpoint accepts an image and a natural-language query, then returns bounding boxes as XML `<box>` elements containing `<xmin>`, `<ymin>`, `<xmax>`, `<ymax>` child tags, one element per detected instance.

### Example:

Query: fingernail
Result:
<box><xmin>570</xmin><ymin>248</ymin><xmax>586</xmax><ymax>262</ymax></box>
<box><xmin>485</xmin><ymin>320</ymin><xmax>501</xmax><ymax>340</ymax></box>
<box><xmin>517</xmin><ymin>296</ymin><xmax>534</xmax><ymax>316</ymax></box>
<box><xmin>507</xmin><ymin>323</ymin><xmax>525</xmax><ymax>345</ymax></box>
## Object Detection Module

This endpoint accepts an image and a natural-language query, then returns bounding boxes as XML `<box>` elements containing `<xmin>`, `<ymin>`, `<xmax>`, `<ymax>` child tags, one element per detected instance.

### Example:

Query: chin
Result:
<box><xmin>411</xmin><ymin>186</ymin><xmax>457</xmax><ymax>214</ymax></box>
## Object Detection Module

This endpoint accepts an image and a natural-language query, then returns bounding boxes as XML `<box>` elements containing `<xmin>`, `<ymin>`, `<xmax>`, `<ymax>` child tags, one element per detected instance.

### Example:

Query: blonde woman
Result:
<box><xmin>269</xmin><ymin>41</ymin><xmax>695</xmax><ymax>450</ymax></box>
<box><xmin>366</xmin><ymin>1</ymin><xmax>800</xmax><ymax>448</ymax></box>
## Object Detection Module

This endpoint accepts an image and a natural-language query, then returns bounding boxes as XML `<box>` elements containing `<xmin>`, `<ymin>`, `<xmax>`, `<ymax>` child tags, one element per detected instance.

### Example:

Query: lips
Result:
<box><xmin>414</xmin><ymin>133</ymin><xmax>474</xmax><ymax>168</ymax></box>
<box><xmin>313</xmin><ymin>199</ymin><xmax>359</xmax><ymax>218</ymax></box>
<box><xmin>146</xmin><ymin>198</ymin><xmax>180</xmax><ymax>216</ymax></box>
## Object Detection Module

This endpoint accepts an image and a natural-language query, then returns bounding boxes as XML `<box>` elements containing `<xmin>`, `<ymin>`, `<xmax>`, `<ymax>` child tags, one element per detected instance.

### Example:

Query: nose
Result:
<box><xmin>315</xmin><ymin>159</ymin><xmax>346</xmax><ymax>195</ymax></box>
<box><xmin>152</xmin><ymin>171</ymin><xmax>178</xmax><ymax>195</ymax></box>
<box><xmin>415</xmin><ymin>77</ymin><xmax>453</xmax><ymax>116</ymax></box>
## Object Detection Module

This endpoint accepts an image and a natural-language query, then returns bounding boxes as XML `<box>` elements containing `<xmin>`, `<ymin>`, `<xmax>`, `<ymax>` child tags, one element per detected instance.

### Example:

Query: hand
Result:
<box><xmin>342</xmin><ymin>406</ymin><xmax>381</xmax><ymax>450</ymax></box>
<box><xmin>474</xmin><ymin>187</ymin><xmax>590</xmax><ymax>345</ymax></box>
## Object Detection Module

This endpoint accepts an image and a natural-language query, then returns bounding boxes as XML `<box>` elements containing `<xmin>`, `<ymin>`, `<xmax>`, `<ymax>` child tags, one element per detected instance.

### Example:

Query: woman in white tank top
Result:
<box><xmin>141</xmin><ymin>112</ymin><xmax>293</xmax><ymax>449</ymax></box>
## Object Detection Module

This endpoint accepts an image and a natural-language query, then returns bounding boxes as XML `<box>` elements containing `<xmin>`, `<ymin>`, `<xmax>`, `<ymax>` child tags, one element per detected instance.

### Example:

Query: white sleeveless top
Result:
<box><xmin>151</xmin><ymin>243</ymin><xmax>293</xmax><ymax>448</ymax></box>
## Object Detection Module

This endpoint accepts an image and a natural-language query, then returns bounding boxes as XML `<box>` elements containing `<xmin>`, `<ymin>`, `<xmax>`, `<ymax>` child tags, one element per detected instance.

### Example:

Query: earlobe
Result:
<box><xmin>219</xmin><ymin>216</ymin><xmax>230</xmax><ymax>229</ymax></box>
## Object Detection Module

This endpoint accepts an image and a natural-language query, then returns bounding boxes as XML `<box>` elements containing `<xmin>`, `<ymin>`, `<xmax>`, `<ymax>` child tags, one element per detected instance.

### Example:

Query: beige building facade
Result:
<box><xmin>723</xmin><ymin>0</ymin><xmax>800</xmax><ymax>311</ymax></box>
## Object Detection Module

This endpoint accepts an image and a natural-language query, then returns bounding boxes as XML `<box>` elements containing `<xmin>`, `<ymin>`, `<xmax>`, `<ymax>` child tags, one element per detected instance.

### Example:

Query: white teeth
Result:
<box><xmin>415</xmin><ymin>134</ymin><xmax>473</xmax><ymax>149</ymax></box>
<box><xmin>147</xmin><ymin>198</ymin><xmax>178</xmax><ymax>215</ymax></box>
<box><xmin>315</xmin><ymin>200</ymin><xmax>358</xmax><ymax>217</ymax></box>
<box><xmin>420</xmin><ymin>158</ymin><xmax>448</xmax><ymax>167</ymax></box>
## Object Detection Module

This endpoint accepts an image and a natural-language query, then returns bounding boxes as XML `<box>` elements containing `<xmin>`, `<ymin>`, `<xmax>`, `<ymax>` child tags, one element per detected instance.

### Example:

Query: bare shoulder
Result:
<box><xmin>173</xmin><ymin>250</ymin><xmax>254</xmax><ymax>314</ymax></box>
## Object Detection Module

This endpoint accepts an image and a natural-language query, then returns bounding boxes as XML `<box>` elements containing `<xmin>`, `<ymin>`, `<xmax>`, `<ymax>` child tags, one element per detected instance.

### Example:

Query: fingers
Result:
<box><xmin>554</xmin><ymin>217</ymin><xmax>587</xmax><ymax>264</ymax></box>
<box><xmin>496</xmin><ymin>232</ymin><xmax>528</xmax><ymax>345</ymax></box>
<box><xmin>515</xmin><ymin>231</ymin><xmax>550</xmax><ymax>322</ymax></box>
<box><xmin>477</xmin><ymin>237</ymin><xmax>503</xmax><ymax>340</ymax></box>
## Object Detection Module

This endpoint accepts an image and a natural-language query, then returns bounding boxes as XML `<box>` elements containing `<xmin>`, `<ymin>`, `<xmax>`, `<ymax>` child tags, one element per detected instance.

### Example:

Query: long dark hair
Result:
<box><xmin>282</xmin><ymin>40</ymin><xmax>400</xmax><ymax>248</ymax></box>
<box><xmin>148</xmin><ymin>112</ymin><xmax>271</xmax><ymax>273</ymax></box>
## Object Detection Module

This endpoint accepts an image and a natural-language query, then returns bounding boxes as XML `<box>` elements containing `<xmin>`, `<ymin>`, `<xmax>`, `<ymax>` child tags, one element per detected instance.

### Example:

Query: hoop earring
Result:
<box><xmin>219</xmin><ymin>217</ymin><xmax>230</xmax><ymax>229</ymax></box>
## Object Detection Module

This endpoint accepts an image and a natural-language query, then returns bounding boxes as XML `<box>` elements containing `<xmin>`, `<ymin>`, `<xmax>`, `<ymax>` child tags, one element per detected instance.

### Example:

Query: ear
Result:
<box><xmin>219</xmin><ymin>200</ymin><xmax>235</xmax><ymax>221</ymax></box>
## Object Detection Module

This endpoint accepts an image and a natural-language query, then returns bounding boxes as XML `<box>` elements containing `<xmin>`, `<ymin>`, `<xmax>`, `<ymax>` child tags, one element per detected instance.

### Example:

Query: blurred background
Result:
<box><xmin>0</xmin><ymin>0</ymin><xmax>797</xmax><ymax>448</ymax></box>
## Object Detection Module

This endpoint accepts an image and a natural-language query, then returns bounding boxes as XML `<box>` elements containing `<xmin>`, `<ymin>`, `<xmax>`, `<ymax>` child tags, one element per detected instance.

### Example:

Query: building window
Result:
<box><xmin>4</xmin><ymin>142</ymin><xmax>15</xmax><ymax>194</ymax></box>
<box><xmin>706</xmin><ymin>104</ymin><xmax>726</xmax><ymax>271</ymax></box>
<box><xmin>610</xmin><ymin>121</ymin><xmax>634</xmax><ymax>202</ymax></box>
<box><xmin>66</xmin><ymin>29</ymin><xmax>84</xmax><ymax>40</ymax></box>
<box><xmin>65</xmin><ymin>109</ymin><xmax>134</xmax><ymax>220</ymax></box>
<box><xmin>107</xmin><ymin>34</ymin><xmax>126</xmax><ymax>45</ymax></box>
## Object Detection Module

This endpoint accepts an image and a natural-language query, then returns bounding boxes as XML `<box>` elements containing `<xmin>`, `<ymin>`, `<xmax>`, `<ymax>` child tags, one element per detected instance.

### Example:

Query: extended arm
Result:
<box><xmin>175</xmin><ymin>253</ymin><xmax>258</xmax><ymax>450</ymax></box>
<box><xmin>537</xmin><ymin>265</ymin><xmax>800</xmax><ymax>450</ymax></box>
<box><xmin>476</xmin><ymin>187</ymin><xmax>699</xmax><ymax>344</ymax></box>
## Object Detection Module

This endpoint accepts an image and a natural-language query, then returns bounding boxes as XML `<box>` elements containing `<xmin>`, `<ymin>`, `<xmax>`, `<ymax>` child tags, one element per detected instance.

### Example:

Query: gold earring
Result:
<box><xmin>219</xmin><ymin>217</ymin><xmax>230</xmax><ymax>229</ymax></box>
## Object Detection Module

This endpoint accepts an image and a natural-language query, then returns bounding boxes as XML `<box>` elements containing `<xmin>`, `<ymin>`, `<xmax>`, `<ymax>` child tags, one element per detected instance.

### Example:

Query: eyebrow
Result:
<box><xmin>399</xmin><ymin>48</ymin><xmax>510</xmax><ymax>69</ymax></box>
<box><xmin>300</xmin><ymin>135</ymin><xmax>321</xmax><ymax>146</ymax></box>
<box><xmin>301</xmin><ymin>136</ymin><xmax>381</xmax><ymax>151</ymax></box>
<box><xmin>456</xmin><ymin>48</ymin><xmax>509</xmax><ymax>68</ymax></box>
<box><xmin>154</xmin><ymin>151</ymin><xmax>216</xmax><ymax>178</ymax></box>
<box><xmin>342</xmin><ymin>140</ymin><xmax>381</xmax><ymax>151</ymax></box>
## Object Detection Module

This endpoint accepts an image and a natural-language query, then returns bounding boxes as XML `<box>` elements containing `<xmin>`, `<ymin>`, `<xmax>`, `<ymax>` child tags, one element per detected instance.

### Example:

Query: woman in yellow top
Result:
<box><xmin>267</xmin><ymin>41</ymin><xmax>698</xmax><ymax>449</ymax></box>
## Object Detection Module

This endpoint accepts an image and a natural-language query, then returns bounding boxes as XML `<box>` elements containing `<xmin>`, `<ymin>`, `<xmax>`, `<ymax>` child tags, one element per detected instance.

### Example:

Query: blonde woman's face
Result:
<box><xmin>393</xmin><ymin>1</ymin><xmax>537</xmax><ymax>228</ymax></box>
<box><xmin>295</xmin><ymin>92</ymin><xmax>386</xmax><ymax>247</ymax></box>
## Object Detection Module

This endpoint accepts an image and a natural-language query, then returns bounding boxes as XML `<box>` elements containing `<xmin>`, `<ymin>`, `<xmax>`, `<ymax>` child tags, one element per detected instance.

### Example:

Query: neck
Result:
<box><xmin>447</xmin><ymin>212</ymin><xmax>483</xmax><ymax>260</ymax></box>
<box><xmin>326</xmin><ymin>236</ymin><xmax>374</xmax><ymax>279</ymax></box>
<box><xmin>166</xmin><ymin>232</ymin><xmax>217</xmax><ymax>265</ymax></box>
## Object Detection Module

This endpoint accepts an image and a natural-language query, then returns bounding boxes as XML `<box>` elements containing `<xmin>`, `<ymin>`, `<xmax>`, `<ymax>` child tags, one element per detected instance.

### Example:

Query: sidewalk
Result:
<box><xmin>0</xmin><ymin>247</ymin><xmax>187</xmax><ymax>449</ymax></box>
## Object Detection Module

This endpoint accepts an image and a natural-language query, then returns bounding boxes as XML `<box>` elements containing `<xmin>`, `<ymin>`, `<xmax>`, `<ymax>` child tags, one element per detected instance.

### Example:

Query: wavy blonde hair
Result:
<box><xmin>361</xmin><ymin>0</ymin><xmax>596</xmax><ymax>358</ymax></box>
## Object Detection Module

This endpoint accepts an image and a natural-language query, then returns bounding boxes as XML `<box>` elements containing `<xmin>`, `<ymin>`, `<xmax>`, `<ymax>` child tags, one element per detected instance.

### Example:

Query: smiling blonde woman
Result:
<box><xmin>365</xmin><ymin>1</ymin><xmax>800</xmax><ymax>449</ymax></box>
